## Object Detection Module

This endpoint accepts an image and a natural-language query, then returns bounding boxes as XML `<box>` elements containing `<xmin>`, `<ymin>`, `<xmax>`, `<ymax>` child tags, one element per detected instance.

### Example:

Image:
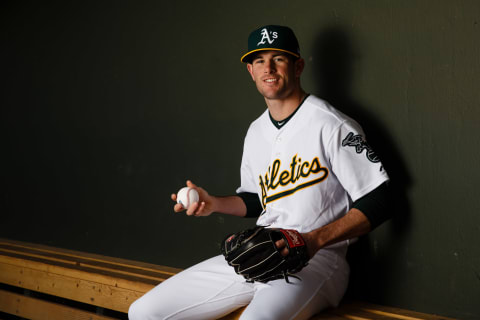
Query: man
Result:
<box><xmin>129</xmin><ymin>25</ymin><xmax>390</xmax><ymax>320</ymax></box>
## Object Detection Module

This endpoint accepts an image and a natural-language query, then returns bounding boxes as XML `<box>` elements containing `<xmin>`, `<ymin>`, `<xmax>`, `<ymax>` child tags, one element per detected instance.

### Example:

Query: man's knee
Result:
<box><xmin>128</xmin><ymin>298</ymin><xmax>154</xmax><ymax>320</ymax></box>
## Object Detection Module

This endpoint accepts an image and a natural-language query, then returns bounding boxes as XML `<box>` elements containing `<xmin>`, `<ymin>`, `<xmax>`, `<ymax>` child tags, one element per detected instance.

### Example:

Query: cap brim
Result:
<box><xmin>240</xmin><ymin>48</ymin><xmax>300</xmax><ymax>63</ymax></box>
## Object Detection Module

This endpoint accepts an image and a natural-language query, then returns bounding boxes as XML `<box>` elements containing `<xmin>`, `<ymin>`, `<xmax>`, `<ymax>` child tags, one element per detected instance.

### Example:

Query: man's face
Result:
<box><xmin>247</xmin><ymin>50</ymin><xmax>304</xmax><ymax>101</ymax></box>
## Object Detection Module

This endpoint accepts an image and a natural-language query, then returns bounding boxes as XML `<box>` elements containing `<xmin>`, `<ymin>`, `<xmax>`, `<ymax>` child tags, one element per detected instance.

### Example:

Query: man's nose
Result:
<box><xmin>264</xmin><ymin>60</ymin><xmax>276</xmax><ymax>73</ymax></box>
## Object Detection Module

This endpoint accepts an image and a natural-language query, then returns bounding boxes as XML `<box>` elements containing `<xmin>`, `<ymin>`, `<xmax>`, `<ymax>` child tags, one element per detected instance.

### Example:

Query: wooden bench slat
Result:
<box><xmin>0</xmin><ymin>249</ymin><xmax>168</xmax><ymax>287</ymax></box>
<box><xmin>218</xmin><ymin>301</ymin><xmax>458</xmax><ymax>320</ymax></box>
<box><xmin>0</xmin><ymin>253</ymin><xmax>159</xmax><ymax>291</ymax></box>
<box><xmin>329</xmin><ymin>308</ymin><xmax>399</xmax><ymax>320</ymax></box>
<box><xmin>0</xmin><ymin>245</ymin><xmax>171</xmax><ymax>281</ymax></box>
<box><xmin>323</xmin><ymin>301</ymin><xmax>457</xmax><ymax>320</ymax></box>
<box><xmin>353</xmin><ymin>302</ymin><xmax>456</xmax><ymax>320</ymax></box>
<box><xmin>0</xmin><ymin>260</ymin><xmax>145</xmax><ymax>313</ymax></box>
<box><xmin>313</xmin><ymin>313</ymin><xmax>354</xmax><ymax>320</ymax></box>
<box><xmin>0</xmin><ymin>239</ymin><xmax>457</xmax><ymax>320</ymax></box>
<box><xmin>0</xmin><ymin>241</ymin><xmax>180</xmax><ymax>279</ymax></box>
<box><xmin>0</xmin><ymin>239</ymin><xmax>181</xmax><ymax>276</ymax></box>
<box><xmin>0</xmin><ymin>288</ymin><xmax>119</xmax><ymax>320</ymax></box>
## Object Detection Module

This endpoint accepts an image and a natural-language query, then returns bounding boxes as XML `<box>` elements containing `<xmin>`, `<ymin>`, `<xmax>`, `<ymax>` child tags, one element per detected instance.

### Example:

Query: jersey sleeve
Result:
<box><xmin>327</xmin><ymin>120</ymin><xmax>389</xmax><ymax>202</ymax></box>
<box><xmin>235</xmin><ymin>124</ymin><xmax>265</xmax><ymax>217</ymax></box>
<box><xmin>237</xmin><ymin>192</ymin><xmax>263</xmax><ymax>218</ymax></box>
<box><xmin>236</xmin><ymin>126</ymin><xmax>260</xmax><ymax>195</ymax></box>
<box><xmin>352</xmin><ymin>181</ymin><xmax>391</xmax><ymax>229</ymax></box>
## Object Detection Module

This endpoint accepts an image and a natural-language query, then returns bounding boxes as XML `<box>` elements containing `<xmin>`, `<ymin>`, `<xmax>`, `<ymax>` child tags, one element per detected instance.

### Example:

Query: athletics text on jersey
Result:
<box><xmin>259</xmin><ymin>155</ymin><xmax>328</xmax><ymax>207</ymax></box>
<box><xmin>237</xmin><ymin>95</ymin><xmax>389</xmax><ymax>233</ymax></box>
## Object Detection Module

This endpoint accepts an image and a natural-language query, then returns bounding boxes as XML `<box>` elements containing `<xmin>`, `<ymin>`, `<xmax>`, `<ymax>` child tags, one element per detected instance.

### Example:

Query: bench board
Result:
<box><xmin>0</xmin><ymin>288</ymin><xmax>117</xmax><ymax>320</ymax></box>
<box><xmin>0</xmin><ymin>238</ymin><xmax>456</xmax><ymax>320</ymax></box>
<box><xmin>0</xmin><ymin>238</ymin><xmax>180</xmax><ymax>314</ymax></box>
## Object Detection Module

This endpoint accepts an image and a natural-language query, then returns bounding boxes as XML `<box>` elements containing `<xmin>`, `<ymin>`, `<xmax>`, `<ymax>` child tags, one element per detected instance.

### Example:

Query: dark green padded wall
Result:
<box><xmin>2</xmin><ymin>1</ymin><xmax>479</xmax><ymax>319</ymax></box>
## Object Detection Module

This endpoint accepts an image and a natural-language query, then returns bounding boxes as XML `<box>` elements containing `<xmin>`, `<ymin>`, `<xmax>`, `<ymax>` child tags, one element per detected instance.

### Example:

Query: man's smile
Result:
<box><xmin>263</xmin><ymin>77</ymin><xmax>278</xmax><ymax>83</ymax></box>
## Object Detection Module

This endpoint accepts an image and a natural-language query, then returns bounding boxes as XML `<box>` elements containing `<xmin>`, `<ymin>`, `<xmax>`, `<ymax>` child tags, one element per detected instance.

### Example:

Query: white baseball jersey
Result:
<box><xmin>129</xmin><ymin>95</ymin><xmax>375</xmax><ymax>320</ymax></box>
<box><xmin>237</xmin><ymin>95</ymin><xmax>389</xmax><ymax>233</ymax></box>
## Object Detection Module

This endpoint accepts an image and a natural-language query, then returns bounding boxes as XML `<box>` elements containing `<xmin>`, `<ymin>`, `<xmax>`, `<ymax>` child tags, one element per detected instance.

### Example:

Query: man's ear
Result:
<box><xmin>247</xmin><ymin>63</ymin><xmax>255</xmax><ymax>81</ymax></box>
<box><xmin>295</xmin><ymin>58</ymin><xmax>305</xmax><ymax>78</ymax></box>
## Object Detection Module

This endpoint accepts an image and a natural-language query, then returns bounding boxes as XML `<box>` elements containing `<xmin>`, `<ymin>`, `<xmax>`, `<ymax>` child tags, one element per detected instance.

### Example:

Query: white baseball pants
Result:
<box><xmin>128</xmin><ymin>246</ymin><xmax>349</xmax><ymax>320</ymax></box>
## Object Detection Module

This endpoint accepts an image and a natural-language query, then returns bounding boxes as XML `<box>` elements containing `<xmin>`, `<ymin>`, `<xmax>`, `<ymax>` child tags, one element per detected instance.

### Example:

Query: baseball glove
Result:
<box><xmin>221</xmin><ymin>226</ymin><xmax>309</xmax><ymax>283</ymax></box>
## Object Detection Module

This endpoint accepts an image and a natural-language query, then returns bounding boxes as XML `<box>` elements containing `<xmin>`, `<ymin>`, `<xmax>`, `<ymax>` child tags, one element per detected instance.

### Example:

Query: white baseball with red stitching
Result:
<box><xmin>176</xmin><ymin>187</ymin><xmax>199</xmax><ymax>209</ymax></box>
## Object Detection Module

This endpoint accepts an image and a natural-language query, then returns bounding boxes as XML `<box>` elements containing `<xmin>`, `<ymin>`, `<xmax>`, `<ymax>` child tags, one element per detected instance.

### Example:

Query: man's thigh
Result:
<box><xmin>129</xmin><ymin>255</ymin><xmax>253</xmax><ymax>320</ymax></box>
<box><xmin>241</xmin><ymin>247</ymin><xmax>350</xmax><ymax>320</ymax></box>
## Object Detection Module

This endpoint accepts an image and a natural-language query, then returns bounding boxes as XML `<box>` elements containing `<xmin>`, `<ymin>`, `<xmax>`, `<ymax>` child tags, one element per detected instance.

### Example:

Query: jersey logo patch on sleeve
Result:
<box><xmin>342</xmin><ymin>132</ymin><xmax>380</xmax><ymax>163</ymax></box>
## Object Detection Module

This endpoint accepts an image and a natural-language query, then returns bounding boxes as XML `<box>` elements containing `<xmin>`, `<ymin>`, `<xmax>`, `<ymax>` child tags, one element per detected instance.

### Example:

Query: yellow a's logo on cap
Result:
<box><xmin>257</xmin><ymin>28</ymin><xmax>278</xmax><ymax>46</ymax></box>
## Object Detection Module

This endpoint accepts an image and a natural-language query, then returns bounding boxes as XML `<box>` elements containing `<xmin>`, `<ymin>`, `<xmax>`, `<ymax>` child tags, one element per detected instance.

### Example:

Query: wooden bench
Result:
<box><xmin>0</xmin><ymin>238</ymin><xmax>455</xmax><ymax>320</ymax></box>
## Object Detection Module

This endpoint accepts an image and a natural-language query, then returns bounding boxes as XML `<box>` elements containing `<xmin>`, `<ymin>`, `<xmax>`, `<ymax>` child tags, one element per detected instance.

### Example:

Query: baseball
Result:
<box><xmin>176</xmin><ymin>187</ymin><xmax>199</xmax><ymax>209</ymax></box>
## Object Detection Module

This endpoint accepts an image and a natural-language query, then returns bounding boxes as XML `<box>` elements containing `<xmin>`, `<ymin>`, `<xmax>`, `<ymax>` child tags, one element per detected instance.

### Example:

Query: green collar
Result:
<box><xmin>269</xmin><ymin>94</ymin><xmax>309</xmax><ymax>129</ymax></box>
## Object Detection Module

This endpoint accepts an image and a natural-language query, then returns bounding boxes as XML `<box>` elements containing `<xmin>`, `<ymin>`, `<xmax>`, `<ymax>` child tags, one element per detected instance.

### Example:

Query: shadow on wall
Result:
<box><xmin>311</xmin><ymin>26</ymin><xmax>413</xmax><ymax>303</ymax></box>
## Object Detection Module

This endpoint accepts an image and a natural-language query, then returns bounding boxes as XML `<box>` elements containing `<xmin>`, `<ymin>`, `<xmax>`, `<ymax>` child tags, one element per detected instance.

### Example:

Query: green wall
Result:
<box><xmin>2</xmin><ymin>1</ymin><xmax>479</xmax><ymax>319</ymax></box>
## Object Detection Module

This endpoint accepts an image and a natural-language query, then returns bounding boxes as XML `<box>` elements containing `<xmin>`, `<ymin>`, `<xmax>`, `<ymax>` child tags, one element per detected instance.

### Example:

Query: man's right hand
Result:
<box><xmin>171</xmin><ymin>180</ymin><xmax>215</xmax><ymax>217</ymax></box>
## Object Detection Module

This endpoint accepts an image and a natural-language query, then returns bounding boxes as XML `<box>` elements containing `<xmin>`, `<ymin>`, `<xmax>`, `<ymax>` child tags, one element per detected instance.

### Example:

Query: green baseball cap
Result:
<box><xmin>241</xmin><ymin>25</ymin><xmax>300</xmax><ymax>63</ymax></box>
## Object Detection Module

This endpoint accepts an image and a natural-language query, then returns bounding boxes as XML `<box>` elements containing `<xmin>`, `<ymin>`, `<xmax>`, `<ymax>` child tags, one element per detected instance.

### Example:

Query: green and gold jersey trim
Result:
<box><xmin>269</xmin><ymin>94</ymin><xmax>310</xmax><ymax>129</ymax></box>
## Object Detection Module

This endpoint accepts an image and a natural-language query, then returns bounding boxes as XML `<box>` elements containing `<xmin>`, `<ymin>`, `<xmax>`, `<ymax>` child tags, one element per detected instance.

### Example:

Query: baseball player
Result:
<box><xmin>129</xmin><ymin>25</ymin><xmax>390</xmax><ymax>320</ymax></box>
